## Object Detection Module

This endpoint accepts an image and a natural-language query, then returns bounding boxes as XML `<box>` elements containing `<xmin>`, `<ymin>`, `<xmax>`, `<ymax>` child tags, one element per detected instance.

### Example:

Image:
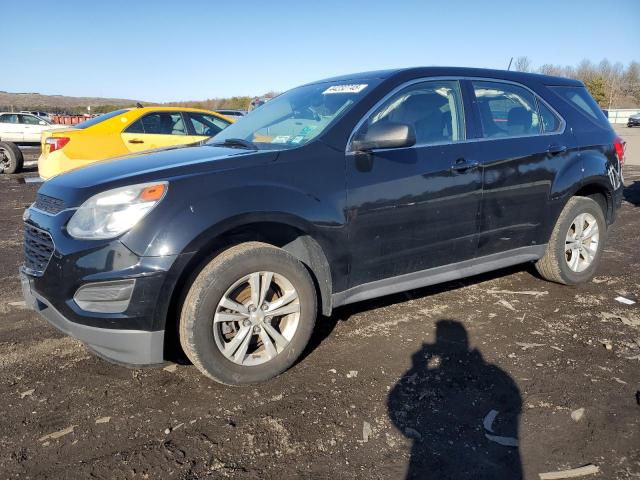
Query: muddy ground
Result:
<box><xmin>0</xmin><ymin>143</ymin><xmax>638</xmax><ymax>479</ymax></box>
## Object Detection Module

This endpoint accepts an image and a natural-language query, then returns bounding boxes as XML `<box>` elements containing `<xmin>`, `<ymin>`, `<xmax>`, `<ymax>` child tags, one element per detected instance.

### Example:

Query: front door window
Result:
<box><xmin>354</xmin><ymin>80</ymin><xmax>465</xmax><ymax>147</ymax></box>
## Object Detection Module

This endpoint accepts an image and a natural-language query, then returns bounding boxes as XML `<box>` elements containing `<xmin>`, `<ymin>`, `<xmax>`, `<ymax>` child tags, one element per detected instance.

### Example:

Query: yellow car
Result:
<box><xmin>38</xmin><ymin>107</ymin><xmax>233</xmax><ymax>179</ymax></box>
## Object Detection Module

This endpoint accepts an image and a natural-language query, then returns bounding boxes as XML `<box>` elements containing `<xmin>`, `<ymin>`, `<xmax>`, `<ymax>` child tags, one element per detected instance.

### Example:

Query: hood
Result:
<box><xmin>39</xmin><ymin>143</ymin><xmax>276</xmax><ymax>206</ymax></box>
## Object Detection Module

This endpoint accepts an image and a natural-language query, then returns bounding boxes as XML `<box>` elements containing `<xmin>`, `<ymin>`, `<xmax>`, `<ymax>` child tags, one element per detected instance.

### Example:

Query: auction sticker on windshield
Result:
<box><xmin>272</xmin><ymin>135</ymin><xmax>291</xmax><ymax>144</ymax></box>
<box><xmin>323</xmin><ymin>84</ymin><xmax>368</xmax><ymax>94</ymax></box>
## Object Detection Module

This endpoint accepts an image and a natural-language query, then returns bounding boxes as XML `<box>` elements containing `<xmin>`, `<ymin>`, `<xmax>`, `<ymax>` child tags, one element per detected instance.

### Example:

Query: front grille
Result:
<box><xmin>24</xmin><ymin>224</ymin><xmax>54</xmax><ymax>275</ymax></box>
<box><xmin>34</xmin><ymin>194</ymin><xmax>65</xmax><ymax>215</ymax></box>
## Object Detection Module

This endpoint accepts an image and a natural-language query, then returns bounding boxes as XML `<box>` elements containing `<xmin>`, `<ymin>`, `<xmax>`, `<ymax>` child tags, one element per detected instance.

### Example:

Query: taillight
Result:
<box><xmin>45</xmin><ymin>137</ymin><xmax>70</xmax><ymax>153</ymax></box>
<box><xmin>614</xmin><ymin>136</ymin><xmax>625</xmax><ymax>166</ymax></box>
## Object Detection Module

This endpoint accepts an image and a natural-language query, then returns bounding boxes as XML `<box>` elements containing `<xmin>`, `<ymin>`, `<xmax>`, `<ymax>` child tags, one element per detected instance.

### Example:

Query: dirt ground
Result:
<box><xmin>0</xmin><ymin>140</ymin><xmax>638</xmax><ymax>479</ymax></box>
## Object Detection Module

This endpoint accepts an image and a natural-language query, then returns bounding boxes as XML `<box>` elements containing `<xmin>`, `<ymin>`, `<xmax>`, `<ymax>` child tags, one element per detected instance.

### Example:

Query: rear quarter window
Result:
<box><xmin>550</xmin><ymin>86</ymin><xmax>610</xmax><ymax>128</ymax></box>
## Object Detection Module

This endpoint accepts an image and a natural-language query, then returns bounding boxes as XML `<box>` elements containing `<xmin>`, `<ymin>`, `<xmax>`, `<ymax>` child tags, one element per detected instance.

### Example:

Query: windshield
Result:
<box><xmin>74</xmin><ymin>109</ymin><xmax>129</xmax><ymax>129</ymax></box>
<box><xmin>207</xmin><ymin>80</ymin><xmax>378</xmax><ymax>149</ymax></box>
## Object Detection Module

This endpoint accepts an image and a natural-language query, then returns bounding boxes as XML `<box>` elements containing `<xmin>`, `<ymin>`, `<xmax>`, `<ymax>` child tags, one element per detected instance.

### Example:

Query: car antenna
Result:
<box><xmin>136</xmin><ymin>102</ymin><xmax>143</xmax><ymax>108</ymax></box>
<box><xmin>507</xmin><ymin>57</ymin><xmax>513</xmax><ymax>71</ymax></box>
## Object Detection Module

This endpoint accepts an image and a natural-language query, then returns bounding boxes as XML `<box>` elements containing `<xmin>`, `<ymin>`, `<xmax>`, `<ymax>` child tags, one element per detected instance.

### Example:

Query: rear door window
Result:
<box><xmin>187</xmin><ymin>113</ymin><xmax>230</xmax><ymax>136</ymax></box>
<box><xmin>537</xmin><ymin>100</ymin><xmax>561</xmax><ymax>133</ymax></box>
<box><xmin>0</xmin><ymin>114</ymin><xmax>19</xmax><ymax>123</ymax></box>
<box><xmin>124</xmin><ymin>119</ymin><xmax>145</xmax><ymax>134</ymax></box>
<box><xmin>472</xmin><ymin>81</ymin><xmax>540</xmax><ymax>138</ymax></box>
<box><xmin>140</xmin><ymin>112</ymin><xmax>187</xmax><ymax>135</ymax></box>
<box><xmin>550</xmin><ymin>86</ymin><xmax>610</xmax><ymax>128</ymax></box>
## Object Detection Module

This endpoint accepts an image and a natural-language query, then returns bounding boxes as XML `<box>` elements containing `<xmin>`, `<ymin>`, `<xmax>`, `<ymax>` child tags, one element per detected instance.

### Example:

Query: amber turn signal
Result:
<box><xmin>140</xmin><ymin>184</ymin><xmax>166</xmax><ymax>201</ymax></box>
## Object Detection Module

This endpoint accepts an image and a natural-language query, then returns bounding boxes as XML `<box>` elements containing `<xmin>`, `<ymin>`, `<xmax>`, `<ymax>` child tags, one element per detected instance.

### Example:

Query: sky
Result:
<box><xmin>2</xmin><ymin>0</ymin><xmax>639</xmax><ymax>102</ymax></box>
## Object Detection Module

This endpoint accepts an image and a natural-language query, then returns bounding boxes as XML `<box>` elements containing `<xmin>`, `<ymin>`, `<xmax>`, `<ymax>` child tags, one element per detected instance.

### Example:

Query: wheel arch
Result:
<box><xmin>548</xmin><ymin>149</ymin><xmax>617</xmax><ymax>242</ymax></box>
<box><xmin>161</xmin><ymin>217</ymin><xmax>334</xmax><ymax>361</ymax></box>
<box><xmin>572</xmin><ymin>181</ymin><xmax>614</xmax><ymax>224</ymax></box>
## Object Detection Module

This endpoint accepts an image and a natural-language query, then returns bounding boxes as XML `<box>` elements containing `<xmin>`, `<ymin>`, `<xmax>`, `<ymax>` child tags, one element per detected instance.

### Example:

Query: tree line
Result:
<box><xmin>4</xmin><ymin>61</ymin><xmax>639</xmax><ymax>115</ymax></box>
<box><xmin>513</xmin><ymin>57</ymin><xmax>640</xmax><ymax>108</ymax></box>
<box><xmin>0</xmin><ymin>93</ymin><xmax>277</xmax><ymax>116</ymax></box>
<box><xmin>165</xmin><ymin>91</ymin><xmax>279</xmax><ymax>111</ymax></box>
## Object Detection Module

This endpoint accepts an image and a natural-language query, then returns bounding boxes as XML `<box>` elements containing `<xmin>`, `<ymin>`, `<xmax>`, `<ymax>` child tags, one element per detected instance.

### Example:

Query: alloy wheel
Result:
<box><xmin>565</xmin><ymin>212</ymin><xmax>599</xmax><ymax>273</ymax></box>
<box><xmin>213</xmin><ymin>271</ymin><xmax>300</xmax><ymax>366</ymax></box>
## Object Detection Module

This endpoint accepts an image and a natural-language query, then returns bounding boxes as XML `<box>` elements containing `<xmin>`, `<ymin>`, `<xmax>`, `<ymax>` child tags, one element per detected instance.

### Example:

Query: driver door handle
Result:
<box><xmin>450</xmin><ymin>158</ymin><xmax>479</xmax><ymax>172</ymax></box>
<box><xmin>128</xmin><ymin>139</ymin><xmax>144</xmax><ymax>144</ymax></box>
<box><xmin>547</xmin><ymin>144</ymin><xmax>567</xmax><ymax>154</ymax></box>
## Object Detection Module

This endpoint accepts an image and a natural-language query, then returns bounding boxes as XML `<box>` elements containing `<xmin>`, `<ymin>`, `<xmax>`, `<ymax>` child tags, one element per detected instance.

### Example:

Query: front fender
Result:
<box><xmin>125</xmin><ymin>182</ymin><xmax>342</xmax><ymax>254</ymax></box>
<box><xmin>120</xmin><ymin>141</ymin><xmax>348</xmax><ymax>259</ymax></box>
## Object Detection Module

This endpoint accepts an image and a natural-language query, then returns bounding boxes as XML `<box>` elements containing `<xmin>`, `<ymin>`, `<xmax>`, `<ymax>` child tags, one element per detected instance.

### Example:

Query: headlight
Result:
<box><xmin>67</xmin><ymin>182</ymin><xmax>167</xmax><ymax>239</ymax></box>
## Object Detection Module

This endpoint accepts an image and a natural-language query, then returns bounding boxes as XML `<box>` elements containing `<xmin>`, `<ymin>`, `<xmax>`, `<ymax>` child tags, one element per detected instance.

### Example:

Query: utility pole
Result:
<box><xmin>607</xmin><ymin>70</ymin><xmax>618</xmax><ymax>110</ymax></box>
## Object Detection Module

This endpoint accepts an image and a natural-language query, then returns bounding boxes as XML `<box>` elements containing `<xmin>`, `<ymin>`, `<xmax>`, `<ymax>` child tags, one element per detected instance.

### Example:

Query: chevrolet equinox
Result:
<box><xmin>22</xmin><ymin>67</ymin><xmax>625</xmax><ymax>384</ymax></box>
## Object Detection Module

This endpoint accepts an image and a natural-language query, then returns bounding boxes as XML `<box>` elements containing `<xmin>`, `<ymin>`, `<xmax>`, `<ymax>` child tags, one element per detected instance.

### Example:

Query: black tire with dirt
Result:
<box><xmin>536</xmin><ymin>196</ymin><xmax>607</xmax><ymax>285</ymax></box>
<box><xmin>179</xmin><ymin>242</ymin><xmax>317</xmax><ymax>385</ymax></box>
<box><xmin>0</xmin><ymin>142</ymin><xmax>24</xmax><ymax>174</ymax></box>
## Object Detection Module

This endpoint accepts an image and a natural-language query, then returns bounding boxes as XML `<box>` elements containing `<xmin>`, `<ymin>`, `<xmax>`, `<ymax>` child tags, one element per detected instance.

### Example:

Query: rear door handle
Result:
<box><xmin>128</xmin><ymin>139</ymin><xmax>144</xmax><ymax>144</ymax></box>
<box><xmin>450</xmin><ymin>158</ymin><xmax>479</xmax><ymax>172</ymax></box>
<box><xmin>547</xmin><ymin>144</ymin><xmax>567</xmax><ymax>154</ymax></box>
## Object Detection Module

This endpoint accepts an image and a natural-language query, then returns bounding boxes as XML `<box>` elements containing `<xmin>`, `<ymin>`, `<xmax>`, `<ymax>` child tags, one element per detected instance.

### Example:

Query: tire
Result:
<box><xmin>0</xmin><ymin>142</ymin><xmax>24</xmax><ymax>174</ymax></box>
<box><xmin>179</xmin><ymin>242</ymin><xmax>317</xmax><ymax>385</ymax></box>
<box><xmin>536</xmin><ymin>197</ymin><xmax>607</xmax><ymax>285</ymax></box>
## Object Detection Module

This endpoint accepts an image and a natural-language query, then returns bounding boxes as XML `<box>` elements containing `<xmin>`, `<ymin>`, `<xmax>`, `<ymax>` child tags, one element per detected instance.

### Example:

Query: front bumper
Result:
<box><xmin>21</xmin><ymin>269</ymin><xmax>165</xmax><ymax>366</ymax></box>
<box><xmin>20</xmin><ymin>204</ymin><xmax>196</xmax><ymax>366</ymax></box>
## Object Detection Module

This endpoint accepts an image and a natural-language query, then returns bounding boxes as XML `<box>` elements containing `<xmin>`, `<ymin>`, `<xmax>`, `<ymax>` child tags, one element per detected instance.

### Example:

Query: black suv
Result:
<box><xmin>22</xmin><ymin>67</ymin><xmax>625</xmax><ymax>384</ymax></box>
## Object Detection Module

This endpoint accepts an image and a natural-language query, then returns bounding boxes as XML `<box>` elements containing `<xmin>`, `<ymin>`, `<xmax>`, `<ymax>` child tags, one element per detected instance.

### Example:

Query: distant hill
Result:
<box><xmin>0</xmin><ymin>90</ymin><xmax>274</xmax><ymax>114</ymax></box>
<box><xmin>0</xmin><ymin>91</ymin><xmax>149</xmax><ymax>114</ymax></box>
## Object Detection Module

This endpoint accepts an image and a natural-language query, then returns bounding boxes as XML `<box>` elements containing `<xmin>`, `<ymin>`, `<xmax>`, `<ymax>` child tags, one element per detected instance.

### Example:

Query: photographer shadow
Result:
<box><xmin>388</xmin><ymin>319</ymin><xmax>522</xmax><ymax>479</ymax></box>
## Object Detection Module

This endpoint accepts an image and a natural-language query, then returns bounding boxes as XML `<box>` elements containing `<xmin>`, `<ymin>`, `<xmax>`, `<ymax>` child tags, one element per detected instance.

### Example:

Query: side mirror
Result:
<box><xmin>351</xmin><ymin>122</ymin><xmax>416</xmax><ymax>152</ymax></box>
<box><xmin>38</xmin><ymin>120</ymin><xmax>47</xmax><ymax>125</ymax></box>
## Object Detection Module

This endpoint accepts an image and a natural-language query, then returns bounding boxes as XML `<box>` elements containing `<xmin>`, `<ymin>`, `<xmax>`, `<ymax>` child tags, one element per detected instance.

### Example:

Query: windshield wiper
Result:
<box><xmin>211</xmin><ymin>138</ymin><xmax>258</xmax><ymax>150</ymax></box>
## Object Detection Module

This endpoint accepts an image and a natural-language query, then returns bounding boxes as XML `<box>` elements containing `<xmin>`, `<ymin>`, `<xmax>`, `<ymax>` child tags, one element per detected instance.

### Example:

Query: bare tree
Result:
<box><xmin>538</xmin><ymin>64</ymin><xmax>558</xmax><ymax>76</ymax></box>
<box><xmin>513</xmin><ymin>56</ymin><xmax>532</xmax><ymax>73</ymax></box>
<box><xmin>575</xmin><ymin>59</ymin><xmax>596</xmax><ymax>82</ymax></box>
<box><xmin>606</xmin><ymin>61</ymin><xmax>624</xmax><ymax>109</ymax></box>
<box><xmin>527</xmin><ymin>58</ymin><xmax>638</xmax><ymax>107</ymax></box>
<box><xmin>621</xmin><ymin>61</ymin><xmax>640</xmax><ymax>104</ymax></box>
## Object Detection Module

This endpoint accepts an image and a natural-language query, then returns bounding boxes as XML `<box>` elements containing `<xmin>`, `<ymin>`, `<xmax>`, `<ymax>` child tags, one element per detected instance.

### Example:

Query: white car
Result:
<box><xmin>20</xmin><ymin>110</ymin><xmax>53</xmax><ymax>122</ymax></box>
<box><xmin>0</xmin><ymin>112</ymin><xmax>66</xmax><ymax>143</ymax></box>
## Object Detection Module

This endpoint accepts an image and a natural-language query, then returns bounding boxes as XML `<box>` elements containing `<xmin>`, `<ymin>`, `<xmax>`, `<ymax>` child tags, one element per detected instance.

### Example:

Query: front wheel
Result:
<box><xmin>536</xmin><ymin>197</ymin><xmax>607</xmax><ymax>285</ymax></box>
<box><xmin>179</xmin><ymin>242</ymin><xmax>317</xmax><ymax>385</ymax></box>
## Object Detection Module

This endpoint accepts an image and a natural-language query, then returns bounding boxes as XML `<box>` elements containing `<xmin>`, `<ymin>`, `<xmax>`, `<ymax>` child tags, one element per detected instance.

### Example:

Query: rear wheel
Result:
<box><xmin>179</xmin><ymin>242</ymin><xmax>317</xmax><ymax>385</ymax></box>
<box><xmin>0</xmin><ymin>142</ymin><xmax>23</xmax><ymax>174</ymax></box>
<box><xmin>536</xmin><ymin>197</ymin><xmax>607</xmax><ymax>285</ymax></box>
